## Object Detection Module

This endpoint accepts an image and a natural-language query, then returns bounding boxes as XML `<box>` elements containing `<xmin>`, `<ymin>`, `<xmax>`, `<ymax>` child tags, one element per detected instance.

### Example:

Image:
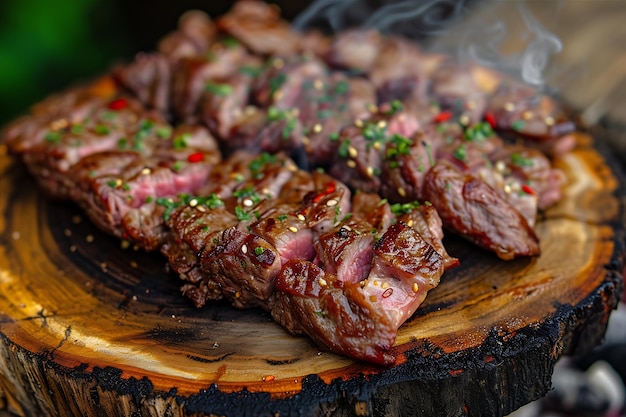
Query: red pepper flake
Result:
<box><xmin>432</xmin><ymin>111</ymin><xmax>452</xmax><ymax>124</ymax></box>
<box><xmin>108</xmin><ymin>98</ymin><xmax>128</xmax><ymax>111</ymax></box>
<box><xmin>312</xmin><ymin>181</ymin><xmax>337</xmax><ymax>203</ymax></box>
<box><xmin>484</xmin><ymin>111</ymin><xmax>497</xmax><ymax>129</ymax></box>
<box><xmin>449</xmin><ymin>369</ymin><xmax>464</xmax><ymax>376</ymax></box>
<box><xmin>521</xmin><ymin>184</ymin><xmax>535</xmax><ymax>195</ymax></box>
<box><xmin>187</xmin><ymin>152</ymin><xmax>204</xmax><ymax>163</ymax></box>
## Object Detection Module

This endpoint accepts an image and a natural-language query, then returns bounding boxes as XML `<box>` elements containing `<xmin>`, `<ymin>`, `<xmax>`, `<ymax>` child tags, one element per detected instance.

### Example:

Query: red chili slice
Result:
<box><xmin>187</xmin><ymin>152</ymin><xmax>204</xmax><ymax>163</ymax></box>
<box><xmin>484</xmin><ymin>111</ymin><xmax>497</xmax><ymax>129</ymax></box>
<box><xmin>521</xmin><ymin>184</ymin><xmax>535</xmax><ymax>195</ymax></box>
<box><xmin>432</xmin><ymin>111</ymin><xmax>452</xmax><ymax>124</ymax></box>
<box><xmin>108</xmin><ymin>98</ymin><xmax>129</xmax><ymax>111</ymax></box>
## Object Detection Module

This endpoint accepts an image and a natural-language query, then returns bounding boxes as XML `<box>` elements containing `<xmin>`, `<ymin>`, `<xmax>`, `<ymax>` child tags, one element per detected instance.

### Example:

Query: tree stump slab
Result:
<box><xmin>0</xmin><ymin>132</ymin><xmax>624</xmax><ymax>417</ymax></box>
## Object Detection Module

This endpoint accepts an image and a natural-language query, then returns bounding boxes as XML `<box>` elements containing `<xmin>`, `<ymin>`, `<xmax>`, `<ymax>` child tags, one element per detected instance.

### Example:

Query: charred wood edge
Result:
<box><xmin>0</xmin><ymin>271</ymin><xmax>621</xmax><ymax>417</ymax></box>
<box><xmin>0</xmin><ymin>142</ymin><xmax>624</xmax><ymax>417</ymax></box>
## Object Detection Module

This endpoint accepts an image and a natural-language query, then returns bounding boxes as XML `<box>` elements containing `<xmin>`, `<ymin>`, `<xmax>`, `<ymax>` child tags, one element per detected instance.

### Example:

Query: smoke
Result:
<box><xmin>434</xmin><ymin>0</ymin><xmax>564</xmax><ymax>89</ymax></box>
<box><xmin>294</xmin><ymin>0</ymin><xmax>475</xmax><ymax>39</ymax></box>
<box><xmin>293</xmin><ymin>0</ymin><xmax>362</xmax><ymax>32</ymax></box>
<box><xmin>293</xmin><ymin>0</ymin><xmax>564</xmax><ymax>89</ymax></box>
<box><xmin>517</xmin><ymin>3</ymin><xmax>562</xmax><ymax>87</ymax></box>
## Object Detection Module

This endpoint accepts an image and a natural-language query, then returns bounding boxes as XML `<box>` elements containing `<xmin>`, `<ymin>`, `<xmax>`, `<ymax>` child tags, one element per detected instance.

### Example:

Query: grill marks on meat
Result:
<box><xmin>1</xmin><ymin>2</ymin><xmax>580</xmax><ymax>364</ymax></box>
<box><xmin>423</xmin><ymin>161</ymin><xmax>540</xmax><ymax>260</ymax></box>
<box><xmin>273</xmin><ymin>222</ymin><xmax>444</xmax><ymax>365</ymax></box>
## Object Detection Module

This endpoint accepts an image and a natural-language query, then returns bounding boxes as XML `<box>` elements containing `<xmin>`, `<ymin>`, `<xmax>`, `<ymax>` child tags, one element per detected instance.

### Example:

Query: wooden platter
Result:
<box><xmin>0</xmin><ymin>131</ymin><xmax>624</xmax><ymax>417</ymax></box>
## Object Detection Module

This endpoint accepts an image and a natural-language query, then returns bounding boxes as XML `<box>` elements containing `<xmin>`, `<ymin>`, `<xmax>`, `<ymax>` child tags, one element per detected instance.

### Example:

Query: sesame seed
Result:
<box><xmin>407</xmin><ymin>219</ymin><xmax>414</xmax><ymax>227</ymax></box>
<box><xmin>263</xmin><ymin>375</ymin><xmax>275</xmax><ymax>382</ymax></box>
<box><xmin>360</xmin><ymin>280</ymin><xmax>367</xmax><ymax>288</ymax></box>
<box><xmin>341</xmin><ymin>225</ymin><xmax>352</xmax><ymax>232</ymax></box>
<box><xmin>50</xmin><ymin>118</ymin><xmax>68</xmax><ymax>131</ymax></box>
<box><xmin>459</xmin><ymin>115</ymin><xmax>470</xmax><ymax>126</ymax></box>
<box><xmin>522</xmin><ymin>111</ymin><xmax>533</xmax><ymax>120</ymax></box>
<box><xmin>243</xmin><ymin>199</ymin><xmax>254</xmax><ymax>207</ymax></box>
<box><xmin>381</xmin><ymin>282</ymin><xmax>390</xmax><ymax>289</ymax></box>
<box><xmin>544</xmin><ymin>116</ymin><xmax>555</xmax><ymax>126</ymax></box>
<box><xmin>373</xmin><ymin>280</ymin><xmax>379</xmax><ymax>286</ymax></box>
<box><xmin>377</xmin><ymin>120</ymin><xmax>387</xmax><ymax>129</ymax></box>
<box><xmin>189</xmin><ymin>198</ymin><xmax>198</xmax><ymax>207</ymax></box>
<box><xmin>288</xmin><ymin>226</ymin><xmax>299</xmax><ymax>233</ymax></box>
<box><xmin>373</xmin><ymin>141</ymin><xmax>381</xmax><ymax>150</ymax></box>
<box><xmin>367</xmin><ymin>104</ymin><xmax>378</xmax><ymax>113</ymax></box>
<box><xmin>366</xmin><ymin>166</ymin><xmax>374</xmax><ymax>177</ymax></box>
<box><xmin>348</xmin><ymin>146</ymin><xmax>358</xmax><ymax>158</ymax></box>
<box><xmin>235</xmin><ymin>291</ymin><xmax>241</xmax><ymax>298</ymax></box>
<box><xmin>297</xmin><ymin>214</ymin><xmax>306</xmax><ymax>221</ymax></box>
<box><xmin>196</xmin><ymin>205</ymin><xmax>207</xmax><ymax>212</ymax></box>
<box><xmin>318</xmin><ymin>277</ymin><xmax>328</xmax><ymax>287</ymax></box>
<box><xmin>495</xmin><ymin>160</ymin><xmax>506</xmax><ymax>173</ymax></box>
<box><xmin>504</xmin><ymin>102</ymin><xmax>516</xmax><ymax>112</ymax></box>
<box><xmin>354</xmin><ymin>119</ymin><xmax>364</xmax><ymax>128</ymax></box>
<box><xmin>273</xmin><ymin>58</ymin><xmax>284</xmax><ymax>69</ymax></box>
<box><xmin>397</xmin><ymin>187</ymin><xmax>407</xmax><ymax>197</ymax></box>
<box><xmin>326</xmin><ymin>199</ymin><xmax>338</xmax><ymax>207</ymax></box>
<box><xmin>302</xmin><ymin>136</ymin><xmax>310</xmax><ymax>146</ymax></box>
<box><xmin>273</xmin><ymin>90</ymin><xmax>283</xmax><ymax>100</ymax></box>
<box><xmin>141</xmin><ymin>168</ymin><xmax>151</xmax><ymax>175</ymax></box>
<box><xmin>346</xmin><ymin>160</ymin><xmax>356</xmax><ymax>168</ymax></box>
<box><xmin>241</xmin><ymin>244</ymin><xmax>248</xmax><ymax>254</ymax></box>
<box><xmin>86</xmin><ymin>235</ymin><xmax>94</xmax><ymax>243</ymax></box>
<box><xmin>412</xmin><ymin>283</ymin><xmax>419</xmax><ymax>293</ymax></box>
<box><xmin>313</xmin><ymin>123</ymin><xmax>322</xmax><ymax>134</ymax></box>
<box><xmin>313</xmin><ymin>79</ymin><xmax>324</xmax><ymax>90</ymax></box>
<box><xmin>504</xmin><ymin>184</ymin><xmax>512</xmax><ymax>194</ymax></box>
<box><xmin>120</xmin><ymin>240</ymin><xmax>130</xmax><ymax>250</ymax></box>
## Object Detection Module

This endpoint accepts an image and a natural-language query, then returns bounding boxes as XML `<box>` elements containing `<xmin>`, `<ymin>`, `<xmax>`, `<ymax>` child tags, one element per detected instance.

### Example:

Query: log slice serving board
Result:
<box><xmin>0</xmin><ymin>131</ymin><xmax>624</xmax><ymax>417</ymax></box>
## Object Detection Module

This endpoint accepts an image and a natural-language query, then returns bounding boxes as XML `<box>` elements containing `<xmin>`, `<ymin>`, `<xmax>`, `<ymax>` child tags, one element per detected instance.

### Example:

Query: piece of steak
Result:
<box><xmin>423</xmin><ymin>160</ymin><xmax>540</xmax><ymax>260</ymax></box>
<box><xmin>272</xmin><ymin>222</ymin><xmax>444</xmax><ymax>364</ymax></box>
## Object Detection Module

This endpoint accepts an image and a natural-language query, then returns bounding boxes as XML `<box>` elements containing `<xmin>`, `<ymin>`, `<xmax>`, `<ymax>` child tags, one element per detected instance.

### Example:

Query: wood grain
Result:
<box><xmin>0</xmin><ymin>129</ymin><xmax>623</xmax><ymax>417</ymax></box>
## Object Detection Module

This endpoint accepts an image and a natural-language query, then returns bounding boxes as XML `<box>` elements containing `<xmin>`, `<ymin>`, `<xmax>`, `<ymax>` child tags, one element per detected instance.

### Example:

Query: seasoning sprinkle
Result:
<box><xmin>346</xmin><ymin>160</ymin><xmax>356</xmax><ymax>168</ymax></box>
<box><xmin>288</xmin><ymin>226</ymin><xmax>299</xmax><ymax>233</ymax></box>
<box><xmin>241</xmin><ymin>244</ymin><xmax>248</xmax><ymax>254</ymax></box>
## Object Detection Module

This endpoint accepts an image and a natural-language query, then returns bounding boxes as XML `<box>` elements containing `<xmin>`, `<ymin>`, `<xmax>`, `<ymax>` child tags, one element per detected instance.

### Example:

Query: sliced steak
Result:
<box><xmin>423</xmin><ymin>160</ymin><xmax>540</xmax><ymax>260</ymax></box>
<box><xmin>201</xmin><ymin>226</ymin><xmax>281</xmax><ymax>310</ymax></box>
<box><xmin>272</xmin><ymin>222</ymin><xmax>444</xmax><ymax>365</ymax></box>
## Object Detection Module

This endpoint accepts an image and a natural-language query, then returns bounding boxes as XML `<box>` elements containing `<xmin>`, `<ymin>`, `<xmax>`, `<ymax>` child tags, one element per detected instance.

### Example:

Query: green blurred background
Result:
<box><xmin>0</xmin><ymin>0</ymin><xmax>314</xmax><ymax>127</ymax></box>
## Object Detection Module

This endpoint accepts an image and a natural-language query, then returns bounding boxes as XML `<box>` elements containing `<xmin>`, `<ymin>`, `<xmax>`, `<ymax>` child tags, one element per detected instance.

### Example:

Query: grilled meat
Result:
<box><xmin>0</xmin><ymin>2</ymin><xmax>580</xmax><ymax>364</ymax></box>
